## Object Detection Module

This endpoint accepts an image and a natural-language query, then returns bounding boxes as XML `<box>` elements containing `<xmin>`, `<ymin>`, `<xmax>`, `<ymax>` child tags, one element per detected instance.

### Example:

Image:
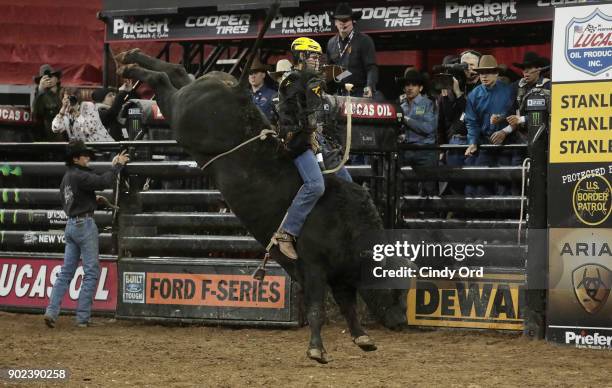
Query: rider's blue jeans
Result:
<box><xmin>282</xmin><ymin>149</ymin><xmax>352</xmax><ymax>237</ymax></box>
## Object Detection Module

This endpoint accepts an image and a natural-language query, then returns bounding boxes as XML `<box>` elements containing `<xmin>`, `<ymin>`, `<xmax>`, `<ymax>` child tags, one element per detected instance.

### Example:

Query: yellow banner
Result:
<box><xmin>407</xmin><ymin>273</ymin><xmax>525</xmax><ymax>331</ymax></box>
<box><xmin>550</xmin><ymin>81</ymin><xmax>612</xmax><ymax>163</ymax></box>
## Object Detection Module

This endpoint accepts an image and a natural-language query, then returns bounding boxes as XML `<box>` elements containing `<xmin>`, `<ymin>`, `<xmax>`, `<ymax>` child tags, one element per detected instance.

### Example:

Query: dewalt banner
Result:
<box><xmin>407</xmin><ymin>273</ymin><xmax>525</xmax><ymax>331</ymax></box>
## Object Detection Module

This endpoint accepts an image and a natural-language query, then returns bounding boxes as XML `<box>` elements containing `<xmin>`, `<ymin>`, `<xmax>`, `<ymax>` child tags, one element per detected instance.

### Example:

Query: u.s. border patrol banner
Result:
<box><xmin>548</xmin><ymin>2</ymin><xmax>612</xmax><ymax>350</ymax></box>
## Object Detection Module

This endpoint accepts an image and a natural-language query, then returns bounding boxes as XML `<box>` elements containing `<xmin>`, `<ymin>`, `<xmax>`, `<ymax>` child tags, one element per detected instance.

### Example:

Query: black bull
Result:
<box><xmin>115</xmin><ymin>49</ymin><xmax>405</xmax><ymax>363</ymax></box>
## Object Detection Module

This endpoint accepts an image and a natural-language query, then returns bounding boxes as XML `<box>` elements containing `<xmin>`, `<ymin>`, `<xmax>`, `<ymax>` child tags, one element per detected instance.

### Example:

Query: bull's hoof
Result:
<box><xmin>117</xmin><ymin>64</ymin><xmax>139</xmax><ymax>79</ymax></box>
<box><xmin>353</xmin><ymin>335</ymin><xmax>377</xmax><ymax>352</ymax></box>
<box><xmin>307</xmin><ymin>348</ymin><xmax>331</xmax><ymax>364</ymax></box>
<box><xmin>115</xmin><ymin>48</ymin><xmax>141</xmax><ymax>65</ymax></box>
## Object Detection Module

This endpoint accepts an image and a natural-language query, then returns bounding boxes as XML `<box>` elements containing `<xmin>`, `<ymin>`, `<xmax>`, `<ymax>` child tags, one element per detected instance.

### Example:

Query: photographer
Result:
<box><xmin>32</xmin><ymin>64</ymin><xmax>64</xmax><ymax>141</ymax></box>
<box><xmin>92</xmin><ymin>81</ymin><xmax>134</xmax><ymax>141</ymax></box>
<box><xmin>51</xmin><ymin>89</ymin><xmax>82</xmax><ymax>141</ymax></box>
<box><xmin>433</xmin><ymin>56</ymin><xmax>469</xmax><ymax>196</ymax></box>
<box><xmin>460</xmin><ymin>50</ymin><xmax>482</xmax><ymax>95</ymax></box>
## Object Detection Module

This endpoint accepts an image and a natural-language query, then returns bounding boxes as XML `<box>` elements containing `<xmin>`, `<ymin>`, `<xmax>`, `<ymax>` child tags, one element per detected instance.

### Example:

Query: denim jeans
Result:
<box><xmin>446</xmin><ymin>135</ymin><xmax>467</xmax><ymax>195</ymax></box>
<box><xmin>401</xmin><ymin>149</ymin><xmax>438</xmax><ymax>197</ymax></box>
<box><xmin>46</xmin><ymin>217</ymin><xmax>100</xmax><ymax>324</ymax></box>
<box><xmin>282</xmin><ymin>149</ymin><xmax>326</xmax><ymax>236</ymax></box>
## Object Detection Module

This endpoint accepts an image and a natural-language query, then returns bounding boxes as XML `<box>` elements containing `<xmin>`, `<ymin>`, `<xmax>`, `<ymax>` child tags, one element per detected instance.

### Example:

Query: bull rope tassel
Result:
<box><xmin>200</xmin><ymin>129</ymin><xmax>278</xmax><ymax>171</ymax></box>
<box><xmin>322</xmin><ymin>83</ymin><xmax>353</xmax><ymax>174</ymax></box>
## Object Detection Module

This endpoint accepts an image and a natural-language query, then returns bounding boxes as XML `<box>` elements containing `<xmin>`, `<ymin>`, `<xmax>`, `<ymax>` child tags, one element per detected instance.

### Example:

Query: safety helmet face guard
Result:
<box><xmin>291</xmin><ymin>37</ymin><xmax>322</xmax><ymax>72</ymax></box>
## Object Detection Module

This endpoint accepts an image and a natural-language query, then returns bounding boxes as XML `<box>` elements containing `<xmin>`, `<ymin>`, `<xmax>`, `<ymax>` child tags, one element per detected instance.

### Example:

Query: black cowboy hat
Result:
<box><xmin>513</xmin><ymin>52</ymin><xmax>550</xmax><ymax>69</ymax></box>
<box><xmin>330</xmin><ymin>3</ymin><xmax>362</xmax><ymax>20</ymax></box>
<box><xmin>65</xmin><ymin>140</ymin><xmax>95</xmax><ymax>165</ymax></box>
<box><xmin>399</xmin><ymin>69</ymin><xmax>426</xmax><ymax>86</ymax></box>
<box><xmin>249</xmin><ymin>57</ymin><xmax>271</xmax><ymax>73</ymax></box>
<box><xmin>33</xmin><ymin>64</ymin><xmax>62</xmax><ymax>83</ymax></box>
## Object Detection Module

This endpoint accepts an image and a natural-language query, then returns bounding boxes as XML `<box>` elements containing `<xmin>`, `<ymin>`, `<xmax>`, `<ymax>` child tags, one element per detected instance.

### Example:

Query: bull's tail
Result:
<box><xmin>237</xmin><ymin>1</ymin><xmax>280</xmax><ymax>88</ymax></box>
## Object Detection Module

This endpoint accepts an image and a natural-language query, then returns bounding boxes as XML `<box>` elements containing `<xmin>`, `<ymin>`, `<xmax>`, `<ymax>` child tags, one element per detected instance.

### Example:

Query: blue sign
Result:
<box><xmin>565</xmin><ymin>8</ymin><xmax>612</xmax><ymax>76</ymax></box>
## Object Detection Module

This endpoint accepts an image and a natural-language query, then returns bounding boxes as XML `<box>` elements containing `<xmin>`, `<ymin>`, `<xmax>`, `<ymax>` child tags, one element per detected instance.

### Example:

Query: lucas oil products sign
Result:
<box><xmin>0</xmin><ymin>256</ymin><xmax>117</xmax><ymax>312</ymax></box>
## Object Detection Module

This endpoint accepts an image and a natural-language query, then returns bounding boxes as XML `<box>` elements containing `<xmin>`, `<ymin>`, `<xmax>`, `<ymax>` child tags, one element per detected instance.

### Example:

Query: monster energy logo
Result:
<box><xmin>0</xmin><ymin>164</ymin><xmax>22</xmax><ymax>177</ymax></box>
<box><xmin>532</xmin><ymin>111</ymin><xmax>542</xmax><ymax>126</ymax></box>
<box><xmin>2</xmin><ymin>189</ymin><xmax>19</xmax><ymax>203</ymax></box>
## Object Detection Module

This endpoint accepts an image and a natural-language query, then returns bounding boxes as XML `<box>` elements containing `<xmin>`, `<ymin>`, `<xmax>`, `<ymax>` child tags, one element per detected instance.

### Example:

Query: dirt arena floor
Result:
<box><xmin>1</xmin><ymin>311</ymin><xmax>611</xmax><ymax>387</ymax></box>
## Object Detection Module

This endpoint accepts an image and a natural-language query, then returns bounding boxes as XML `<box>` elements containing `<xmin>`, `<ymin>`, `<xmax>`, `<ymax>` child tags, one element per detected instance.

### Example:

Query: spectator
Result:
<box><xmin>507</xmin><ymin>52</ymin><xmax>551</xmax><ymax>141</ymax></box>
<box><xmin>399</xmin><ymin>69</ymin><xmax>438</xmax><ymax>197</ymax></box>
<box><xmin>460</xmin><ymin>50</ymin><xmax>482</xmax><ymax>95</ymax></box>
<box><xmin>464</xmin><ymin>55</ymin><xmax>515</xmax><ymax>196</ymax></box>
<box><xmin>92</xmin><ymin>81</ymin><xmax>133</xmax><ymax>141</ymax></box>
<box><xmin>327</xmin><ymin>2</ymin><xmax>378</xmax><ymax>98</ymax></box>
<box><xmin>51</xmin><ymin>88</ymin><xmax>82</xmax><ymax>141</ymax></box>
<box><xmin>32</xmin><ymin>64</ymin><xmax>64</xmax><ymax>141</ymax></box>
<box><xmin>44</xmin><ymin>141</ymin><xmax>129</xmax><ymax>328</ymax></box>
<box><xmin>268</xmin><ymin>59</ymin><xmax>293</xmax><ymax>127</ymax></box>
<box><xmin>73</xmin><ymin>102</ymin><xmax>116</xmax><ymax>142</ymax></box>
<box><xmin>248</xmin><ymin>57</ymin><xmax>276</xmax><ymax>122</ymax></box>
<box><xmin>437</xmin><ymin>64</ymin><xmax>468</xmax><ymax>196</ymax></box>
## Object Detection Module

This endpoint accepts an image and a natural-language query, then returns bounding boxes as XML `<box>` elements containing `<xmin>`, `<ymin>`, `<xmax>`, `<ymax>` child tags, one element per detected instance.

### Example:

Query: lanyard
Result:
<box><xmin>337</xmin><ymin>30</ymin><xmax>354</xmax><ymax>59</ymax></box>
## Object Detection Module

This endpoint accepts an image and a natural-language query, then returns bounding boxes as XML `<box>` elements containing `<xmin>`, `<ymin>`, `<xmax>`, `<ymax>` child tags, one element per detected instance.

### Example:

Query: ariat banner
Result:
<box><xmin>547</xmin><ymin>228</ymin><xmax>612</xmax><ymax>347</ymax></box>
<box><xmin>549</xmin><ymin>82</ymin><xmax>612</xmax><ymax>163</ymax></box>
<box><xmin>407</xmin><ymin>273</ymin><xmax>525</xmax><ymax>331</ymax></box>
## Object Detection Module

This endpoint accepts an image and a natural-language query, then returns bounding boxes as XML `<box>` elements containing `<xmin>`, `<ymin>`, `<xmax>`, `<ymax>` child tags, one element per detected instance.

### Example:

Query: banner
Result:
<box><xmin>105</xmin><ymin>4</ymin><xmax>433</xmax><ymax>42</ymax></box>
<box><xmin>117</xmin><ymin>259</ymin><xmax>295</xmax><ymax>323</ymax></box>
<box><xmin>0</xmin><ymin>256</ymin><xmax>117</xmax><ymax>312</ymax></box>
<box><xmin>547</xmin><ymin>2</ymin><xmax>612</xmax><ymax>350</ymax></box>
<box><xmin>407</xmin><ymin>272</ymin><xmax>525</xmax><ymax>330</ymax></box>
<box><xmin>0</xmin><ymin>106</ymin><xmax>32</xmax><ymax>126</ymax></box>
<box><xmin>434</xmin><ymin>0</ymin><xmax>564</xmax><ymax>28</ymax></box>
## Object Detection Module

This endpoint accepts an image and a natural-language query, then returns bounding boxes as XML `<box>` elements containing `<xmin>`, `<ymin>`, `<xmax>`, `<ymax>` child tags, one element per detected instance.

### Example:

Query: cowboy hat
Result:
<box><xmin>474</xmin><ymin>55</ymin><xmax>500</xmax><ymax>72</ymax></box>
<box><xmin>330</xmin><ymin>3</ymin><xmax>362</xmax><ymax>20</ymax></box>
<box><xmin>249</xmin><ymin>57</ymin><xmax>270</xmax><ymax>73</ymax></box>
<box><xmin>65</xmin><ymin>140</ymin><xmax>95</xmax><ymax>165</ymax></box>
<box><xmin>400</xmin><ymin>68</ymin><xmax>426</xmax><ymax>86</ymax></box>
<box><xmin>33</xmin><ymin>64</ymin><xmax>62</xmax><ymax>83</ymax></box>
<box><xmin>513</xmin><ymin>52</ymin><xmax>550</xmax><ymax>69</ymax></box>
<box><xmin>268</xmin><ymin>59</ymin><xmax>293</xmax><ymax>82</ymax></box>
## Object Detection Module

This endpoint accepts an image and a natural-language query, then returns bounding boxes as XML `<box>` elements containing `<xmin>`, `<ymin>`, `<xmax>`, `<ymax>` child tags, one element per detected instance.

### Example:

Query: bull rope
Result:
<box><xmin>322</xmin><ymin>83</ymin><xmax>354</xmax><ymax>174</ymax></box>
<box><xmin>199</xmin><ymin>129</ymin><xmax>278</xmax><ymax>171</ymax></box>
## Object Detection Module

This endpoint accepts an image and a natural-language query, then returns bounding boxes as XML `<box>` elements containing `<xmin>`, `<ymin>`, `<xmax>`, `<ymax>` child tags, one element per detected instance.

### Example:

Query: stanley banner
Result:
<box><xmin>549</xmin><ymin>82</ymin><xmax>612</xmax><ymax>164</ymax></box>
<box><xmin>548</xmin><ymin>3</ymin><xmax>612</xmax><ymax>350</ymax></box>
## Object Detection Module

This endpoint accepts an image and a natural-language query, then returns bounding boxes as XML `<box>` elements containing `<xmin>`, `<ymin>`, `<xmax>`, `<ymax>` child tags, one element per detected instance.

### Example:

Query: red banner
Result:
<box><xmin>0</xmin><ymin>106</ymin><xmax>32</xmax><ymax>126</ymax></box>
<box><xmin>341</xmin><ymin>100</ymin><xmax>398</xmax><ymax>120</ymax></box>
<box><xmin>0</xmin><ymin>257</ymin><xmax>117</xmax><ymax>312</ymax></box>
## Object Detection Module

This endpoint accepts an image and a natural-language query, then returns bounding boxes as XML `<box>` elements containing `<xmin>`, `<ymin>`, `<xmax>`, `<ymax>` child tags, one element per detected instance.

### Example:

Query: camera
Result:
<box><xmin>430</xmin><ymin>63</ymin><xmax>468</xmax><ymax>96</ymax></box>
<box><xmin>68</xmin><ymin>95</ymin><xmax>78</xmax><ymax>106</ymax></box>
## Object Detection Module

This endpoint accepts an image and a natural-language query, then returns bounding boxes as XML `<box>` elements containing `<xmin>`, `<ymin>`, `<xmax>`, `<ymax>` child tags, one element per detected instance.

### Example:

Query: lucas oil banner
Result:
<box><xmin>0</xmin><ymin>256</ymin><xmax>117</xmax><ymax>312</ymax></box>
<box><xmin>548</xmin><ymin>3</ymin><xmax>612</xmax><ymax>350</ymax></box>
